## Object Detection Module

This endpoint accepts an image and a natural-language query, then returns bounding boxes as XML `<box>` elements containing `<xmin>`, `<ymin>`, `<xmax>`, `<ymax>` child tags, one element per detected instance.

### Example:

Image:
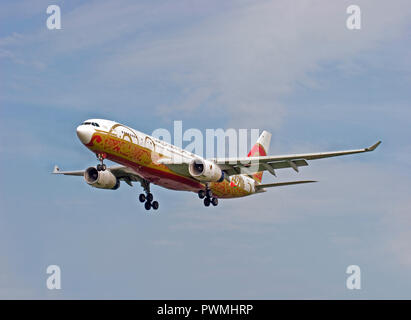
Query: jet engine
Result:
<box><xmin>188</xmin><ymin>159</ymin><xmax>225</xmax><ymax>182</ymax></box>
<box><xmin>84</xmin><ymin>167</ymin><xmax>120</xmax><ymax>190</ymax></box>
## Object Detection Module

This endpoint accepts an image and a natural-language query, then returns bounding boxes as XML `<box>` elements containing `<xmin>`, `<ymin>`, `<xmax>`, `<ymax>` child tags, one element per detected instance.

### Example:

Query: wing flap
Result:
<box><xmin>218</xmin><ymin>159</ymin><xmax>309</xmax><ymax>176</ymax></box>
<box><xmin>269</xmin><ymin>159</ymin><xmax>308</xmax><ymax>170</ymax></box>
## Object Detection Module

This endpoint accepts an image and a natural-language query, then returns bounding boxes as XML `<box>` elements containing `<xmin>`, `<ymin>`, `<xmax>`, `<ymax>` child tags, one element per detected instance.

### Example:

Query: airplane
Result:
<box><xmin>53</xmin><ymin>119</ymin><xmax>381</xmax><ymax>210</ymax></box>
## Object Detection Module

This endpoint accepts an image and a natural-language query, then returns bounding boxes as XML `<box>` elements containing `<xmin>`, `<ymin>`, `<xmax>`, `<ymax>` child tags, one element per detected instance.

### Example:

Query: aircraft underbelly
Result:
<box><xmin>86</xmin><ymin>131</ymin><xmax>253</xmax><ymax>198</ymax></box>
<box><xmin>105</xmin><ymin>151</ymin><xmax>252</xmax><ymax>197</ymax></box>
<box><xmin>106</xmin><ymin>153</ymin><xmax>203</xmax><ymax>192</ymax></box>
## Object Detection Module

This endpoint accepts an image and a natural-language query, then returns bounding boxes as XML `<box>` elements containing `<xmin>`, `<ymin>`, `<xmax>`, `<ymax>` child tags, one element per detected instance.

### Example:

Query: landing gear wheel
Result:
<box><xmin>204</xmin><ymin>198</ymin><xmax>211</xmax><ymax>207</ymax></box>
<box><xmin>139</xmin><ymin>194</ymin><xmax>146</xmax><ymax>203</ymax></box>
<box><xmin>211</xmin><ymin>197</ymin><xmax>218</xmax><ymax>206</ymax></box>
<box><xmin>198</xmin><ymin>190</ymin><xmax>205</xmax><ymax>199</ymax></box>
<box><xmin>206</xmin><ymin>189</ymin><xmax>213</xmax><ymax>198</ymax></box>
<box><xmin>139</xmin><ymin>180</ymin><xmax>159</xmax><ymax>211</ymax></box>
<box><xmin>96</xmin><ymin>153</ymin><xmax>107</xmax><ymax>171</ymax></box>
<box><xmin>152</xmin><ymin>201</ymin><xmax>159</xmax><ymax>210</ymax></box>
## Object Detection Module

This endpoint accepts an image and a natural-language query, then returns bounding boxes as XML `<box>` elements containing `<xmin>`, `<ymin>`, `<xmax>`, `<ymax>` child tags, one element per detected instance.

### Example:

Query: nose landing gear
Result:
<box><xmin>96</xmin><ymin>153</ymin><xmax>107</xmax><ymax>171</ymax></box>
<box><xmin>198</xmin><ymin>184</ymin><xmax>218</xmax><ymax>207</ymax></box>
<box><xmin>139</xmin><ymin>180</ymin><xmax>159</xmax><ymax>211</ymax></box>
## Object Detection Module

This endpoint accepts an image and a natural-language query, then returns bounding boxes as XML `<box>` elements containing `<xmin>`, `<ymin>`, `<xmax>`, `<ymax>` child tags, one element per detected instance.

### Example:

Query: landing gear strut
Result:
<box><xmin>96</xmin><ymin>153</ymin><xmax>107</xmax><ymax>171</ymax></box>
<box><xmin>198</xmin><ymin>184</ymin><xmax>218</xmax><ymax>207</ymax></box>
<box><xmin>139</xmin><ymin>179</ymin><xmax>159</xmax><ymax>211</ymax></box>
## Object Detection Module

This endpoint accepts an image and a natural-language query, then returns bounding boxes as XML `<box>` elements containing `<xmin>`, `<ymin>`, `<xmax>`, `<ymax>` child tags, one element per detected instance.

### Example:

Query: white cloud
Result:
<box><xmin>1</xmin><ymin>0</ymin><xmax>411</xmax><ymax>298</ymax></box>
<box><xmin>1</xmin><ymin>0</ymin><xmax>410</xmax><ymax>128</ymax></box>
<box><xmin>99</xmin><ymin>0</ymin><xmax>411</xmax><ymax>127</ymax></box>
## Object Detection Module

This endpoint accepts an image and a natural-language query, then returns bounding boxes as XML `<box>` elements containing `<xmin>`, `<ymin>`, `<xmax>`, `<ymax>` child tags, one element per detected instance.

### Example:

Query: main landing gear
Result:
<box><xmin>138</xmin><ymin>180</ymin><xmax>159</xmax><ymax>211</ymax></box>
<box><xmin>198</xmin><ymin>185</ymin><xmax>218</xmax><ymax>207</ymax></box>
<box><xmin>96</xmin><ymin>153</ymin><xmax>107</xmax><ymax>171</ymax></box>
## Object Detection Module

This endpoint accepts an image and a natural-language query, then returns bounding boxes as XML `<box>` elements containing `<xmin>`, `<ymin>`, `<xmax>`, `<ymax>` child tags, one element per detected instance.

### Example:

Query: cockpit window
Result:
<box><xmin>82</xmin><ymin>122</ymin><xmax>100</xmax><ymax>127</ymax></box>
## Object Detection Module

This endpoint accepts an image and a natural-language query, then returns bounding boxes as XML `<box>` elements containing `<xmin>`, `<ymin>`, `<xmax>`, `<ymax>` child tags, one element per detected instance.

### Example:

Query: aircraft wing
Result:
<box><xmin>158</xmin><ymin>141</ymin><xmax>381</xmax><ymax>177</ymax></box>
<box><xmin>210</xmin><ymin>141</ymin><xmax>381</xmax><ymax>176</ymax></box>
<box><xmin>52</xmin><ymin>165</ymin><xmax>144</xmax><ymax>186</ymax></box>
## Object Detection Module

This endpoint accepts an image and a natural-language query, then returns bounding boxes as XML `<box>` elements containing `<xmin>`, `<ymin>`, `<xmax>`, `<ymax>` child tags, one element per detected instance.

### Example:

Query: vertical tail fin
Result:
<box><xmin>247</xmin><ymin>130</ymin><xmax>271</xmax><ymax>183</ymax></box>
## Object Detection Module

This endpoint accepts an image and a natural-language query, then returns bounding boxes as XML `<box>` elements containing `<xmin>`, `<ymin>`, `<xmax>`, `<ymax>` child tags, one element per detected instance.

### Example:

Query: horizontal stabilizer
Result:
<box><xmin>255</xmin><ymin>180</ymin><xmax>317</xmax><ymax>191</ymax></box>
<box><xmin>51</xmin><ymin>165</ymin><xmax>144</xmax><ymax>186</ymax></box>
<box><xmin>52</xmin><ymin>165</ymin><xmax>84</xmax><ymax>176</ymax></box>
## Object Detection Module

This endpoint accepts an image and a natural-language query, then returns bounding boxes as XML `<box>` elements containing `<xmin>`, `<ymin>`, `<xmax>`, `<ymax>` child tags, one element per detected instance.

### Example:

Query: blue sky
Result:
<box><xmin>0</xmin><ymin>0</ymin><xmax>410</xmax><ymax>299</ymax></box>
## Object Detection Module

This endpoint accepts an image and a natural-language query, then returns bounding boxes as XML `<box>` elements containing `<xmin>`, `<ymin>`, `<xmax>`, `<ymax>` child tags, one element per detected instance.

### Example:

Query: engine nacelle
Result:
<box><xmin>188</xmin><ymin>159</ymin><xmax>225</xmax><ymax>182</ymax></box>
<box><xmin>84</xmin><ymin>167</ymin><xmax>120</xmax><ymax>190</ymax></box>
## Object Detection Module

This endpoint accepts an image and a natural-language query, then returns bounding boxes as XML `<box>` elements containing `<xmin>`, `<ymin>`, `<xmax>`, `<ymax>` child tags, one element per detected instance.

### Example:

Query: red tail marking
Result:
<box><xmin>248</xmin><ymin>144</ymin><xmax>267</xmax><ymax>157</ymax></box>
<box><xmin>247</xmin><ymin>143</ymin><xmax>266</xmax><ymax>182</ymax></box>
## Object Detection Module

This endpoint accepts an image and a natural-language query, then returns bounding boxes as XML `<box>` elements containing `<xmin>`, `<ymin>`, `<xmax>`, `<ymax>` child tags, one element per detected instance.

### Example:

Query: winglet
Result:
<box><xmin>52</xmin><ymin>165</ymin><xmax>60</xmax><ymax>174</ymax></box>
<box><xmin>365</xmin><ymin>141</ymin><xmax>381</xmax><ymax>152</ymax></box>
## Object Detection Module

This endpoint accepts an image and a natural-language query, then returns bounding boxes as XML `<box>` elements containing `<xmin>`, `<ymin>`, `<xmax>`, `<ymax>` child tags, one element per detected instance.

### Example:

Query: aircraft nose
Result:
<box><xmin>76</xmin><ymin>125</ymin><xmax>93</xmax><ymax>144</ymax></box>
